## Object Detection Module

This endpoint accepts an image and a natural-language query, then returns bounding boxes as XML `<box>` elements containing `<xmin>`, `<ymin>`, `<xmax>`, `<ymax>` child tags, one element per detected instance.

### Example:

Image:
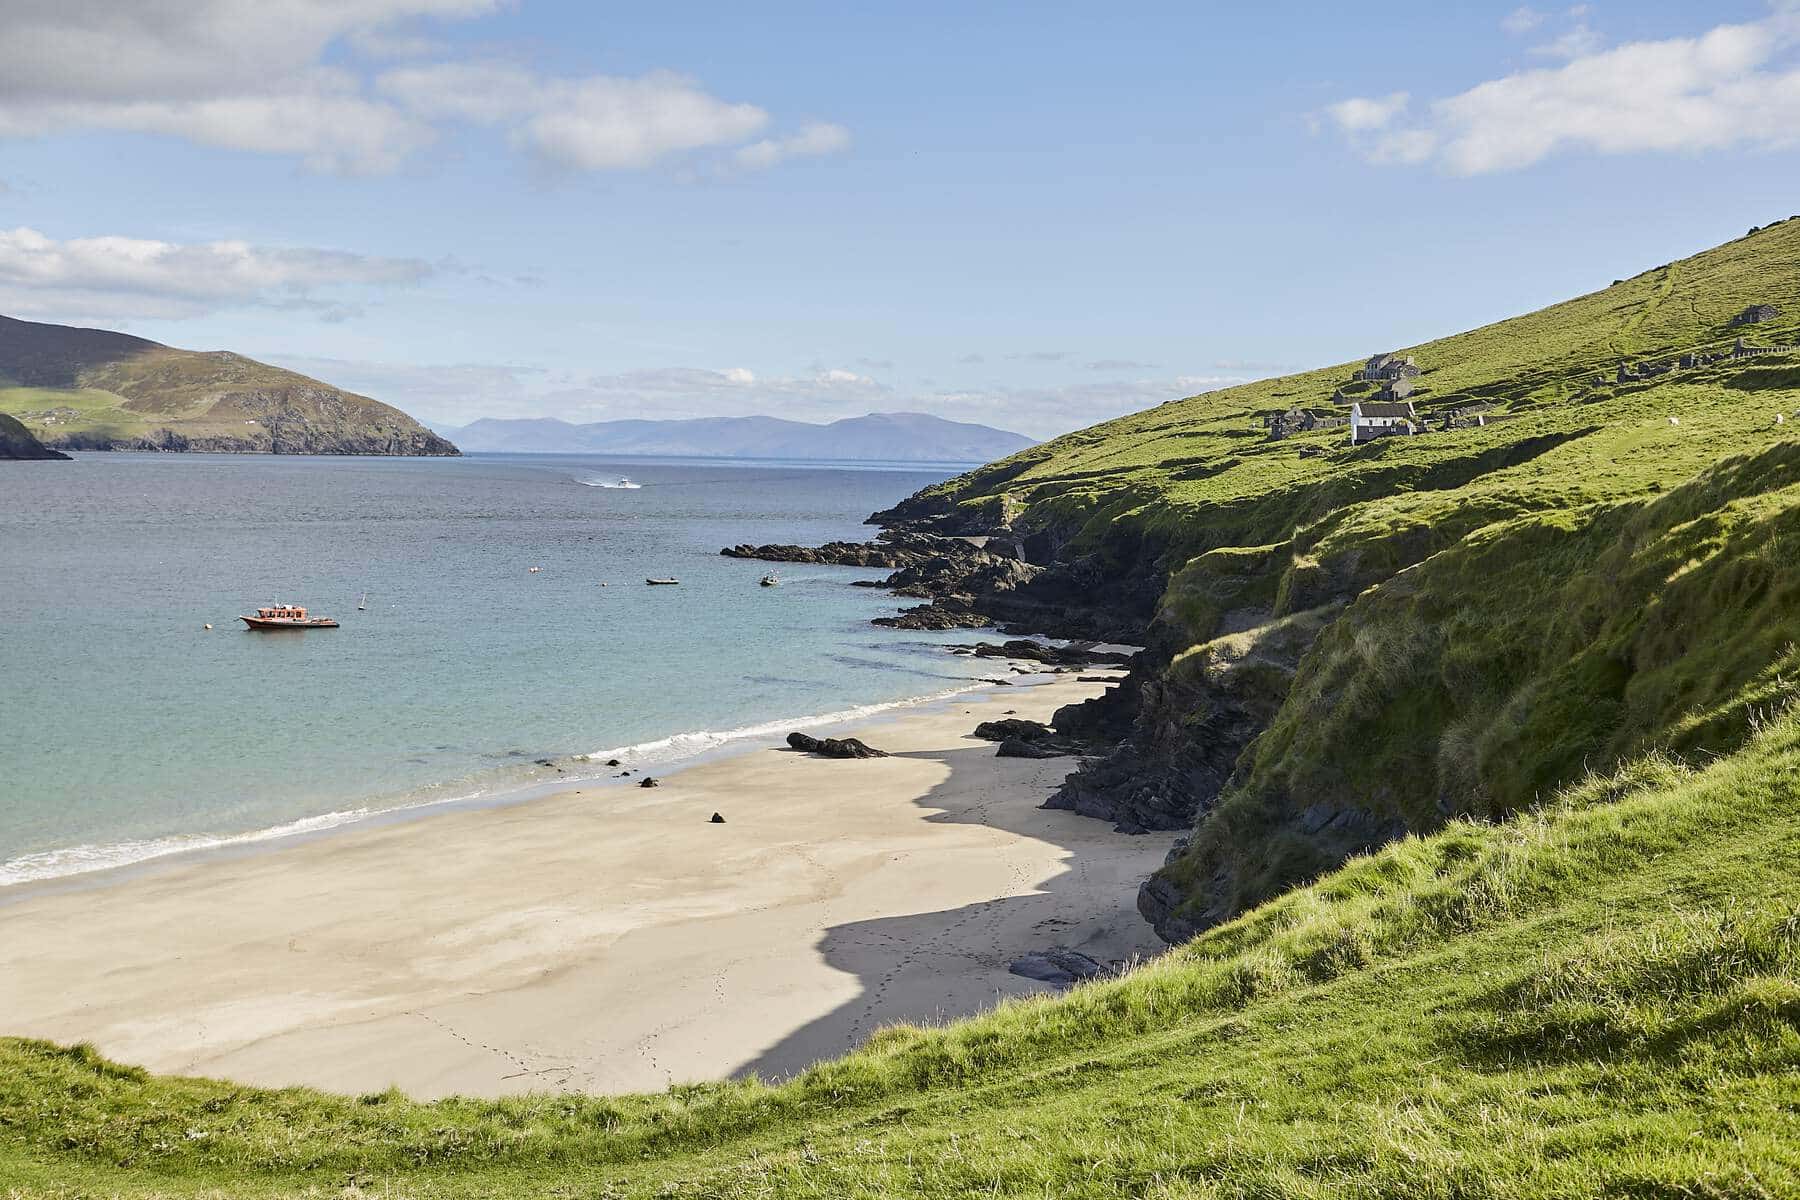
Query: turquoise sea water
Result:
<box><xmin>0</xmin><ymin>452</ymin><xmax>999</xmax><ymax>885</ymax></box>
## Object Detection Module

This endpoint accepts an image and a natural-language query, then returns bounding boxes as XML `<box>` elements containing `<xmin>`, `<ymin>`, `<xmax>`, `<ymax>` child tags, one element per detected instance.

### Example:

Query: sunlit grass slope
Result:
<box><xmin>6</xmin><ymin>222</ymin><xmax>1800</xmax><ymax>1196</ymax></box>
<box><xmin>0</xmin><ymin>315</ymin><xmax>455</xmax><ymax>453</ymax></box>
<box><xmin>915</xmin><ymin>216</ymin><xmax>1800</xmax><ymax>930</ymax></box>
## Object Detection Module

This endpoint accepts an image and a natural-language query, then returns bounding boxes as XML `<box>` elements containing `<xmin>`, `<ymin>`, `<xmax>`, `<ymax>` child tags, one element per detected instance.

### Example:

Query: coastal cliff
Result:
<box><xmin>816</xmin><ymin>217</ymin><xmax>1800</xmax><ymax>943</ymax></box>
<box><xmin>0</xmin><ymin>315</ymin><xmax>458</xmax><ymax>456</ymax></box>
<box><xmin>0</xmin><ymin>412</ymin><xmax>69</xmax><ymax>459</ymax></box>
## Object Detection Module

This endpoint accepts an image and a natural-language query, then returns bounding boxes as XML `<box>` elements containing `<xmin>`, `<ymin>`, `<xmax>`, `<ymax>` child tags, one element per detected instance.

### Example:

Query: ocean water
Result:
<box><xmin>0</xmin><ymin>452</ymin><xmax>1003</xmax><ymax>886</ymax></box>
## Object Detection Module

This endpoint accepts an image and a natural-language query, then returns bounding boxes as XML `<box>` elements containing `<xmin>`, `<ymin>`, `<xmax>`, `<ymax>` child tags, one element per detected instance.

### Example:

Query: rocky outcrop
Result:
<box><xmin>0</xmin><ymin>413</ymin><xmax>70</xmax><ymax>460</ymax></box>
<box><xmin>1043</xmin><ymin>607</ymin><xmax>1338</xmax><ymax>834</ymax></box>
<box><xmin>786</xmin><ymin>732</ymin><xmax>888</xmax><ymax>759</ymax></box>
<box><xmin>1007</xmin><ymin>947</ymin><xmax>1114</xmax><ymax>986</ymax></box>
<box><xmin>974</xmin><ymin>717</ymin><xmax>1087</xmax><ymax>758</ymax></box>
<box><xmin>997</xmin><ymin>738</ymin><xmax>1077</xmax><ymax>759</ymax></box>
<box><xmin>971</xmin><ymin>639</ymin><xmax>1133</xmax><ymax>667</ymax></box>
<box><xmin>722</xmin><ymin>532</ymin><xmax>992</xmax><ymax>569</ymax></box>
<box><xmin>972</xmin><ymin>718</ymin><xmax>1056</xmax><ymax>742</ymax></box>
<box><xmin>49</xmin><ymin>423</ymin><xmax>458</xmax><ymax>456</ymax></box>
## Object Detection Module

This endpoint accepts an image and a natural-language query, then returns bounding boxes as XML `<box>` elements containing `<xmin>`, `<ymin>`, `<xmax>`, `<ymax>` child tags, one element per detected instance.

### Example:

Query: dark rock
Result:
<box><xmin>786</xmin><ymin>732</ymin><xmax>888</xmax><ymax>758</ymax></box>
<box><xmin>997</xmin><ymin>738</ymin><xmax>1075</xmax><ymax>759</ymax></box>
<box><xmin>1045</xmin><ymin>606</ymin><xmax>1338</xmax><ymax>836</ymax></box>
<box><xmin>971</xmin><ymin>639</ymin><xmax>1133</xmax><ymax>667</ymax></box>
<box><xmin>605</xmin><ymin>758</ymin><xmax>621</xmax><ymax>767</ymax></box>
<box><xmin>1007</xmin><ymin>947</ymin><xmax>1114</xmax><ymax>986</ymax></box>
<box><xmin>720</xmin><ymin>531</ymin><xmax>990</xmax><ymax>569</ymax></box>
<box><xmin>710</xmin><ymin>812</ymin><xmax>726</xmax><ymax>824</ymax></box>
<box><xmin>638</xmin><ymin>777</ymin><xmax>659</xmax><ymax>788</ymax></box>
<box><xmin>0</xmin><ymin>413</ymin><xmax>71</xmax><ymax>460</ymax></box>
<box><xmin>874</xmin><ymin>605</ymin><xmax>992</xmax><ymax>631</ymax></box>
<box><xmin>1136</xmin><ymin>875</ymin><xmax>1203</xmax><ymax>945</ymax></box>
<box><xmin>973</xmin><ymin>718</ymin><xmax>1056</xmax><ymax>742</ymax></box>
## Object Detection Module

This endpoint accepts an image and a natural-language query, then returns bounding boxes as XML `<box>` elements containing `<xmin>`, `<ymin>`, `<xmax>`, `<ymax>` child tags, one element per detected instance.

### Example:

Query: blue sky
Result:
<box><xmin>1</xmin><ymin>1</ymin><xmax>1797</xmax><ymax>436</ymax></box>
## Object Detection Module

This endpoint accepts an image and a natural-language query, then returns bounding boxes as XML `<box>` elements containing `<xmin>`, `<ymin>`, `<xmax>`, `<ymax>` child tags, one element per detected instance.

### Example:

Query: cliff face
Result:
<box><xmin>860</xmin><ymin>218</ymin><xmax>1800</xmax><ymax>944</ymax></box>
<box><xmin>0</xmin><ymin>412</ymin><xmax>70</xmax><ymax>459</ymax></box>
<box><xmin>0</xmin><ymin>316</ymin><xmax>458</xmax><ymax>456</ymax></box>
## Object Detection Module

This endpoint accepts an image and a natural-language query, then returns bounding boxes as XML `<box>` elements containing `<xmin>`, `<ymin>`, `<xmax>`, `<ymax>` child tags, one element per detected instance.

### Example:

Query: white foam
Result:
<box><xmin>574</xmin><ymin>682</ymin><xmax>987</xmax><ymax>766</ymax></box>
<box><xmin>0</xmin><ymin>806</ymin><xmax>374</xmax><ymax>888</ymax></box>
<box><xmin>0</xmin><ymin>682</ymin><xmax>991</xmax><ymax>889</ymax></box>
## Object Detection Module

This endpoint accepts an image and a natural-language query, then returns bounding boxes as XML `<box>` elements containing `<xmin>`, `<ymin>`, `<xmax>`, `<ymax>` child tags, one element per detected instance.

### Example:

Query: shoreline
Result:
<box><xmin>0</xmin><ymin>669</ymin><xmax>1173</xmax><ymax>1098</ymax></box>
<box><xmin>0</xmin><ymin>674</ymin><xmax>1017</xmax><ymax>898</ymax></box>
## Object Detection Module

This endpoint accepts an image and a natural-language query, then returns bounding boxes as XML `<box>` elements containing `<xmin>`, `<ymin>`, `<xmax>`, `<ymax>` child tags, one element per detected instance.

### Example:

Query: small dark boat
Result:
<box><xmin>240</xmin><ymin>603</ymin><xmax>339</xmax><ymax>630</ymax></box>
<box><xmin>760</xmin><ymin>573</ymin><xmax>779</xmax><ymax>587</ymax></box>
<box><xmin>646</xmin><ymin>577</ymin><xmax>680</xmax><ymax>586</ymax></box>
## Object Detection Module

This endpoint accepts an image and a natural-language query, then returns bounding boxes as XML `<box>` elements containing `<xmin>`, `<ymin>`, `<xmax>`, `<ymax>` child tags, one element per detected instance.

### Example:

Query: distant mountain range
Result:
<box><xmin>434</xmin><ymin>412</ymin><xmax>1036</xmax><ymax>462</ymax></box>
<box><xmin>0</xmin><ymin>315</ymin><xmax>457</xmax><ymax>456</ymax></box>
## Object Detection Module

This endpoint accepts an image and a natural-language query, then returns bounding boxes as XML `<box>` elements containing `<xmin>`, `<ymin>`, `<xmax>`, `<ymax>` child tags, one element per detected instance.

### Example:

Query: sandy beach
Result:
<box><xmin>0</xmin><ymin>671</ymin><xmax>1174</xmax><ymax>1098</ymax></box>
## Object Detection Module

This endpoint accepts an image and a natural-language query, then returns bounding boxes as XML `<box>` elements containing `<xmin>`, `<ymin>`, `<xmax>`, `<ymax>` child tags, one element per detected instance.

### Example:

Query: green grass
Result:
<box><xmin>0</xmin><ymin>339</ymin><xmax>451</xmax><ymax>451</ymax></box>
<box><xmin>0</xmin><ymin>385</ymin><xmax>159</xmax><ymax>438</ymax></box>
<box><xmin>7</xmin><ymin>222</ymin><xmax>1800</xmax><ymax>1195</ymax></box>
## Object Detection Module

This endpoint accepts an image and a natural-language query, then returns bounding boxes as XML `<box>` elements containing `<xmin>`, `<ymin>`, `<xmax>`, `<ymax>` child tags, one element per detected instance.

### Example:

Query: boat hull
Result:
<box><xmin>240</xmin><ymin>616</ymin><xmax>339</xmax><ymax>629</ymax></box>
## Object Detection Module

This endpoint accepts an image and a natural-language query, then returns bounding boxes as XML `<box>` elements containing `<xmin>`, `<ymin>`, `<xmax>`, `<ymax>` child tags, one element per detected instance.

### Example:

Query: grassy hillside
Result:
<box><xmin>0</xmin><ymin>315</ymin><xmax>458</xmax><ymax>455</ymax></box>
<box><xmin>893</xmin><ymin>216</ymin><xmax>1800</xmax><ymax>935</ymax></box>
<box><xmin>5</xmin><ymin>222</ymin><xmax>1800</xmax><ymax>1195</ymax></box>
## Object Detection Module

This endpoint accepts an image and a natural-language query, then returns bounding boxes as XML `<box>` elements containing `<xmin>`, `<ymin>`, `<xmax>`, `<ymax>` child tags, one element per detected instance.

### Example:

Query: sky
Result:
<box><xmin>2</xmin><ymin>1</ymin><xmax>1798</xmax><ymax>438</ymax></box>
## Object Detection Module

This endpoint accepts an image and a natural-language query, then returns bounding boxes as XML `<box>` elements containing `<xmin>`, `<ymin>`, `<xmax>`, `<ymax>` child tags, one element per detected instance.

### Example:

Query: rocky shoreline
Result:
<box><xmin>0</xmin><ymin>412</ymin><xmax>70</xmax><ymax>460</ymax></box>
<box><xmin>45</xmin><ymin>427</ymin><xmax>459</xmax><ymax>455</ymax></box>
<box><xmin>723</xmin><ymin>503</ymin><xmax>1219</xmax><ymax>942</ymax></box>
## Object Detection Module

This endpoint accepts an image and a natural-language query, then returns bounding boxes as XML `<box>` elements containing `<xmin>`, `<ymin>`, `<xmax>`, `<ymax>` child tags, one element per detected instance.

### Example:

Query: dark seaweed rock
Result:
<box><xmin>972</xmin><ymin>639</ymin><xmax>1133</xmax><ymax>667</ymax></box>
<box><xmin>786</xmin><ymin>732</ymin><xmax>888</xmax><ymax>758</ymax></box>
<box><xmin>874</xmin><ymin>606</ymin><xmax>993</xmax><ymax>630</ymax></box>
<box><xmin>972</xmin><ymin>718</ymin><xmax>1056</xmax><ymax>742</ymax></box>
<box><xmin>720</xmin><ymin>531</ymin><xmax>989</xmax><ymax>568</ymax></box>
<box><xmin>1008</xmin><ymin>947</ymin><xmax>1114</xmax><ymax>986</ymax></box>
<box><xmin>710</xmin><ymin>812</ymin><xmax>726</xmax><ymax>824</ymax></box>
<box><xmin>638</xmin><ymin>777</ymin><xmax>659</xmax><ymax>788</ymax></box>
<box><xmin>997</xmin><ymin>738</ymin><xmax>1073</xmax><ymax>759</ymax></box>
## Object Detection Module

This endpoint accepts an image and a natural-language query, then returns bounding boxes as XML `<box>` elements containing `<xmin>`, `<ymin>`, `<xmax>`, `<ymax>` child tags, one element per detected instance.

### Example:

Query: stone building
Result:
<box><xmin>1349</xmin><ymin>400</ymin><xmax>1417</xmax><ymax>444</ymax></box>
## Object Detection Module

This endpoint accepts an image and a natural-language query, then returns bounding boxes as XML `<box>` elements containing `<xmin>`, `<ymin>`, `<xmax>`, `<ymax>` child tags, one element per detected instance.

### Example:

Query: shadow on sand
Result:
<box><xmin>739</xmin><ymin>738</ymin><xmax>1170</xmax><ymax>1083</ymax></box>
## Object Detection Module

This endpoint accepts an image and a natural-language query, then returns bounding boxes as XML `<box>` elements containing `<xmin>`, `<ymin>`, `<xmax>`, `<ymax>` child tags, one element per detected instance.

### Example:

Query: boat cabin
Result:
<box><xmin>257</xmin><ymin>604</ymin><xmax>309</xmax><ymax>620</ymax></box>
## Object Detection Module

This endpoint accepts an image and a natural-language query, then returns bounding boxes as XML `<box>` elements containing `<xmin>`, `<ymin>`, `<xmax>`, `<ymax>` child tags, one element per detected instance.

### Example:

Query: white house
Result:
<box><xmin>1349</xmin><ymin>400</ymin><xmax>1417</xmax><ymax>444</ymax></box>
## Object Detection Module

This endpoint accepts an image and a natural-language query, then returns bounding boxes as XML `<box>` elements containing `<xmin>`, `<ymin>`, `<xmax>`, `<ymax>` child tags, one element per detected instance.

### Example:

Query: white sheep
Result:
<box><xmin>1668</xmin><ymin>416</ymin><xmax>1680</xmax><ymax>426</ymax></box>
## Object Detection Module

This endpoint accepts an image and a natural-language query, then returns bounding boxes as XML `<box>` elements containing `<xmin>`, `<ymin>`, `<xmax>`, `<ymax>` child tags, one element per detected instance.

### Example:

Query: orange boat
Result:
<box><xmin>240</xmin><ymin>603</ymin><xmax>339</xmax><ymax>630</ymax></box>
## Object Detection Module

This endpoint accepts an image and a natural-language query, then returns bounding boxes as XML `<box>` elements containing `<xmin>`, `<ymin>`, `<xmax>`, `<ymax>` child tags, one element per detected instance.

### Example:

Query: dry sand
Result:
<box><xmin>0</xmin><ymin>672</ymin><xmax>1175</xmax><ymax>1098</ymax></box>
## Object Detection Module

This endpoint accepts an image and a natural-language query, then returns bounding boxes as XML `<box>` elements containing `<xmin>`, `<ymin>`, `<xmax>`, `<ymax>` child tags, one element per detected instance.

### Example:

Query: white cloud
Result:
<box><xmin>0</xmin><ymin>2</ymin><xmax>847</xmax><ymax>175</ymax></box>
<box><xmin>1328</xmin><ymin>10</ymin><xmax>1800</xmax><ymax>174</ymax></box>
<box><xmin>1325</xmin><ymin>91</ymin><xmax>1410</xmax><ymax>133</ymax></box>
<box><xmin>1531</xmin><ymin>19</ymin><xmax>1604</xmax><ymax>60</ymax></box>
<box><xmin>520</xmin><ymin>74</ymin><xmax>770</xmax><ymax>171</ymax></box>
<box><xmin>1502</xmin><ymin>7</ymin><xmax>1547</xmax><ymax>35</ymax></box>
<box><xmin>0</xmin><ymin>226</ymin><xmax>433</xmax><ymax>320</ymax></box>
<box><xmin>732</xmin><ymin>122</ymin><xmax>852</xmax><ymax>170</ymax></box>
